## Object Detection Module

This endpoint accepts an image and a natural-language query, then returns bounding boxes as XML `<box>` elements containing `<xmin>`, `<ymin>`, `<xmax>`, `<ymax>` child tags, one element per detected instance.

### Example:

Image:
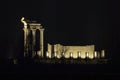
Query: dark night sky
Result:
<box><xmin>1</xmin><ymin>0</ymin><xmax>120</xmax><ymax>60</ymax></box>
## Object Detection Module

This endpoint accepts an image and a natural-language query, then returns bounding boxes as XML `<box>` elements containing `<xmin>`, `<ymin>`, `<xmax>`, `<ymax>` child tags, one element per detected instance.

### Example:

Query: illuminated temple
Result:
<box><xmin>21</xmin><ymin>17</ymin><xmax>107</xmax><ymax>64</ymax></box>
<box><xmin>46</xmin><ymin>44</ymin><xmax>105</xmax><ymax>59</ymax></box>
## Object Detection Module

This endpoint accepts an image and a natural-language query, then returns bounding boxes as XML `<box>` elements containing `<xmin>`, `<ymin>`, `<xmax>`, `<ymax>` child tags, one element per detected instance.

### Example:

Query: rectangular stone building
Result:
<box><xmin>46</xmin><ymin>43</ymin><xmax>95</xmax><ymax>59</ymax></box>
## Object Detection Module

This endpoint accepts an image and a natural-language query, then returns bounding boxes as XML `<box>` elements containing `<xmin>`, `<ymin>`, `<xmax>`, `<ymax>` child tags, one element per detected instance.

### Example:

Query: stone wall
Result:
<box><xmin>47</xmin><ymin>43</ymin><xmax>95</xmax><ymax>59</ymax></box>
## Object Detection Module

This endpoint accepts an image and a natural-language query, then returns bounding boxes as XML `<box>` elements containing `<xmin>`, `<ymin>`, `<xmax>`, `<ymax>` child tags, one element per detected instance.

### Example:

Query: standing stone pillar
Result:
<box><xmin>21</xmin><ymin>17</ymin><xmax>29</xmax><ymax>57</ymax></box>
<box><xmin>39</xmin><ymin>29</ymin><xmax>44</xmax><ymax>57</ymax></box>
<box><xmin>23</xmin><ymin>28</ymin><xmax>26</xmax><ymax>48</ymax></box>
<box><xmin>23</xmin><ymin>28</ymin><xmax>26</xmax><ymax>49</ymax></box>
<box><xmin>31</xmin><ymin>29</ymin><xmax>36</xmax><ymax>57</ymax></box>
<box><xmin>101</xmin><ymin>50</ymin><xmax>105</xmax><ymax>58</ymax></box>
<box><xmin>23</xmin><ymin>28</ymin><xmax>28</xmax><ymax>56</ymax></box>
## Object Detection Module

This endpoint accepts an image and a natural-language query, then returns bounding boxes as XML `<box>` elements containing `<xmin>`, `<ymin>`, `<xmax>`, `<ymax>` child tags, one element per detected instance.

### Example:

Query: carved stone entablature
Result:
<box><xmin>29</xmin><ymin>23</ymin><xmax>42</xmax><ymax>29</ymax></box>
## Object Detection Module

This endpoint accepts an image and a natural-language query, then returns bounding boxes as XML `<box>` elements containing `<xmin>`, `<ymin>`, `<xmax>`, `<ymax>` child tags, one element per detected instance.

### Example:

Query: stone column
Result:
<box><xmin>101</xmin><ymin>50</ymin><xmax>105</xmax><ymax>58</ymax></box>
<box><xmin>31</xmin><ymin>29</ymin><xmax>36</xmax><ymax>57</ymax></box>
<box><xmin>94</xmin><ymin>51</ymin><xmax>97</xmax><ymax>58</ymax></box>
<box><xmin>39</xmin><ymin>29</ymin><xmax>44</xmax><ymax>57</ymax></box>
<box><xmin>23</xmin><ymin>28</ymin><xmax>28</xmax><ymax>57</ymax></box>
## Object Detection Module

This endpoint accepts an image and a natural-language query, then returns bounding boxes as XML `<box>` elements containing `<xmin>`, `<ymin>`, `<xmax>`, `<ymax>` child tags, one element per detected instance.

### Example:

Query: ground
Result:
<box><xmin>0</xmin><ymin>61</ymin><xmax>120</xmax><ymax>79</ymax></box>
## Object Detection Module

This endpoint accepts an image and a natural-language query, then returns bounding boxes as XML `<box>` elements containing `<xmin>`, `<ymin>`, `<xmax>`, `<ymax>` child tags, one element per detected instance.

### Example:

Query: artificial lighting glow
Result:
<box><xmin>54</xmin><ymin>52</ymin><xmax>57</xmax><ymax>57</ymax></box>
<box><xmin>86</xmin><ymin>52</ymin><xmax>89</xmax><ymax>58</ymax></box>
<box><xmin>46</xmin><ymin>51</ymin><xmax>49</xmax><ymax>57</ymax></box>
<box><xmin>62</xmin><ymin>52</ymin><xmax>65</xmax><ymax>56</ymax></box>
<box><xmin>94</xmin><ymin>51</ymin><xmax>97</xmax><ymax>58</ymax></box>
<box><xmin>78</xmin><ymin>51</ymin><xmax>81</xmax><ymax>58</ymax></box>
<box><xmin>37</xmin><ymin>51</ymin><xmax>41</xmax><ymax>56</ymax></box>
<box><xmin>70</xmin><ymin>52</ymin><xmax>73</xmax><ymax>57</ymax></box>
<box><xmin>101</xmin><ymin>50</ymin><xmax>105</xmax><ymax>58</ymax></box>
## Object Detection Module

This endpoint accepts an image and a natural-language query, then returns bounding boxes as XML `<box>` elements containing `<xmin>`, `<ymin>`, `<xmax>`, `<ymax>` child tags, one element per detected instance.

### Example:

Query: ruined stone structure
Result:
<box><xmin>21</xmin><ymin>17</ymin><xmax>106</xmax><ymax>64</ymax></box>
<box><xmin>21</xmin><ymin>17</ymin><xmax>44</xmax><ymax>58</ymax></box>
<box><xmin>46</xmin><ymin>44</ymin><xmax>105</xmax><ymax>59</ymax></box>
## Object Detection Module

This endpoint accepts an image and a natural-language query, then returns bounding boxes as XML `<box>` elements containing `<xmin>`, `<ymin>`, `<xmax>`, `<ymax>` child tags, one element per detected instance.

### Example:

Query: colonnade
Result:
<box><xmin>21</xmin><ymin>17</ymin><xmax>44</xmax><ymax>58</ymax></box>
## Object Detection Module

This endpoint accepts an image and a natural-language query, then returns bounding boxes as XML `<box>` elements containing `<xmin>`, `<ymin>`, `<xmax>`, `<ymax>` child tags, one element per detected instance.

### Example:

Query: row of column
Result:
<box><xmin>23</xmin><ymin>27</ymin><xmax>44</xmax><ymax>58</ymax></box>
<box><xmin>46</xmin><ymin>50</ymin><xmax>105</xmax><ymax>59</ymax></box>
